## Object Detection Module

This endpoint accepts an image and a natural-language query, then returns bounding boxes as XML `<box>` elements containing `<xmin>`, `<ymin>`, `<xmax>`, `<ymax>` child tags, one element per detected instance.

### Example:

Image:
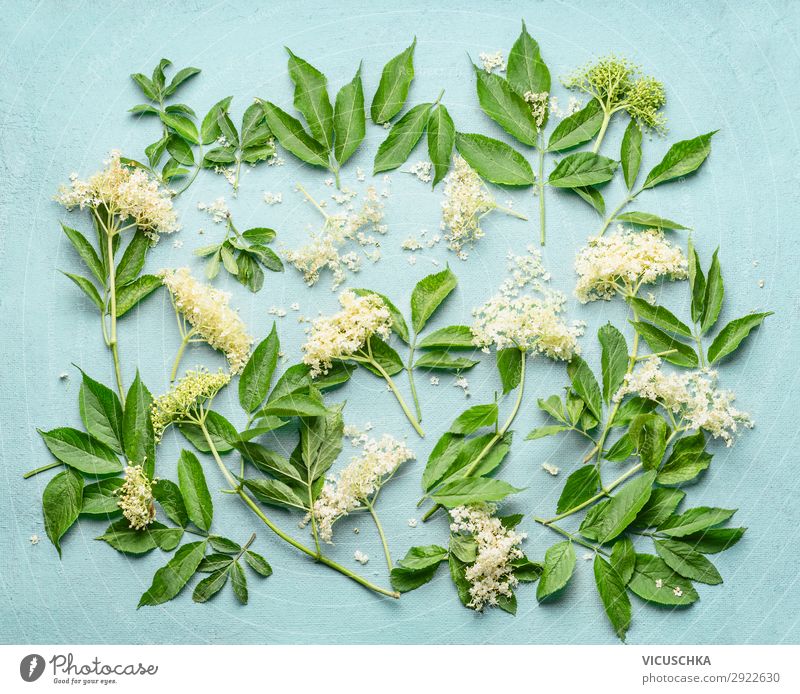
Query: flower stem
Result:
<box><xmin>22</xmin><ymin>460</ymin><xmax>63</xmax><ymax>479</ymax></box>
<box><xmin>493</xmin><ymin>204</ymin><xmax>528</xmax><ymax>221</ymax></box>
<box><xmin>406</xmin><ymin>336</ymin><xmax>423</xmax><ymax>422</ymax></box>
<box><xmin>362</xmin><ymin>353</ymin><xmax>424</xmax><ymax>437</ymax></box>
<box><xmin>597</xmin><ymin>190</ymin><xmax>639</xmax><ymax>236</ymax></box>
<box><xmin>365</xmin><ymin>499</ymin><xmax>393</xmax><ymax>571</ymax></box>
<box><xmin>534</xmin><ymin>518</ymin><xmax>610</xmax><ymax>556</ymax></box>
<box><xmin>537</xmin><ymin>135</ymin><xmax>546</xmax><ymax>245</ymax></box>
<box><xmin>296</xmin><ymin>183</ymin><xmax>330</xmax><ymax>219</ymax></box>
<box><xmin>198</xmin><ymin>420</ymin><xmax>399</xmax><ymax>599</ymax></box>
<box><xmin>592</xmin><ymin>110</ymin><xmax>612</xmax><ymax>154</ymax></box>
<box><xmin>105</xmin><ymin>230</ymin><xmax>125</xmax><ymax>401</ymax></box>
<box><xmin>169</xmin><ymin>329</ymin><xmax>195</xmax><ymax>382</ymax></box>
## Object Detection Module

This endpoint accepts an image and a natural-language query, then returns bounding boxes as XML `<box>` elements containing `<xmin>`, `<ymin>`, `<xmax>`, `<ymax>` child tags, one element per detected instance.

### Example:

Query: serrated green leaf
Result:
<box><xmin>178</xmin><ymin>450</ymin><xmax>213</xmax><ymax>532</ymax></box>
<box><xmin>632</xmin><ymin>487</ymin><xmax>686</xmax><ymax>528</ymax></box>
<box><xmin>431</xmin><ymin>477</ymin><xmax>522</xmax><ymax>507</ymax></box>
<box><xmin>642</xmin><ymin>131</ymin><xmax>716</xmax><ymax>190</ymax></box>
<box><xmin>598</xmin><ymin>323</ymin><xmax>628</xmax><ymax>403</ymax></box>
<box><xmin>526</xmin><ymin>424</ymin><xmax>569</xmax><ymax>440</ymax></box>
<box><xmin>449</xmin><ymin>404</ymin><xmax>498</xmax><ymax>435</ymax></box>
<box><xmin>373</xmin><ymin>102</ymin><xmax>432</xmax><ymax>174</ymax></box>
<box><xmin>707</xmin><ymin>312</ymin><xmax>772</xmax><ymax>364</ymax></box>
<box><xmin>657</xmin><ymin>431</ymin><xmax>711</xmax><ymax>485</ymax></box>
<box><xmin>658</xmin><ymin>507</ymin><xmax>736</xmax><ymax>537</ymax></box>
<box><xmin>287</xmin><ymin>49</ymin><xmax>333</xmax><ymax>149</ymax></box>
<box><xmin>700</xmin><ymin>248</ymin><xmax>724</xmax><ymax>334</ymax></box>
<box><xmin>160</xmin><ymin>112</ymin><xmax>199</xmax><ymax>144</ymax></box>
<box><xmin>427</xmin><ymin>104</ymin><xmax>455</xmax><ymax>187</ymax></box>
<box><xmin>548</xmin><ymin>152</ymin><xmax>618</xmax><ymax>188</ymax></box>
<box><xmin>62</xmin><ymin>272</ymin><xmax>103</xmax><ymax>311</ymax></box>
<box><xmin>475</xmin><ymin>68</ymin><xmax>538</xmax><ymax>146</ymax></box>
<box><xmin>245</xmin><ymin>550</ymin><xmax>273</xmax><ymax>577</ymax></box>
<box><xmin>619</xmin><ymin>118</ymin><xmax>642</xmax><ymax>189</ymax></box>
<box><xmin>192</xmin><ymin>568</ymin><xmax>229</xmax><ymax>603</ymax></box>
<box><xmin>152</xmin><ymin>478</ymin><xmax>188</xmax><ymax>527</ymax></box>
<box><xmin>81</xmin><ymin>477</ymin><xmax>124</xmax><ymax>515</ymax></box>
<box><xmin>43</xmin><ymin>469</ymin><xmax>83</xmax><ymax>556</ymax></box>
<box><xmin>115</xmin><ymin>231</ymin><xmax>150</xmax><ymax>287</ymax></box>
<box><xmin>123</xmin><ymin>372</ymin><xmax>155</xmax><ymax>477</ymax></box>
<box><xmin>654</xmin><ymin>538</ymin><xmax>722</xmax><ymax>584</ymax></box>
<box><xmin>630</xmin><ymin>322</ymin><xmax>698</xmax><ymax>367</ymax></box>
<box><xmin>556</xmin><ymin>466</ymin><xmax>600</xmax><ymax>514</ymax></box>
<box><xmin>628</xmin><ymin>297</ymin><xmax>693</xmax><ymax>338</ymax></box>
<box><xmin>333</xmin><ymin>65</ymin><xmax>366</xmax><ymax>165</ymax></box>
<box><xmin>628</xmin><ymin>553</ymin><xmax>698</xmax><ymax>605</ymax></box>
<box><xmin>616</xmin><ymin>211</ymin><xmax>689</xmax><ymax>230</ymax></box>
<box><xmin>537</xmin><ymin>541</ymin><xmax>576</xmax><ymax>601</ymax></box>
<box><xmin>417</xmin><ymin>324</ymin><xmax>474</xmax><ymax>349</ymax></box>
<box><xmin>138</xmin><ymin>540</ymin><xmax>207</xmax><ymax>607</ymax></box>
<box><xmin>239</xmin><ymin>324</ymin><xmax>280</xmax><ymax>413</ymax></box>
<box><xmin>497</xmin><ymin>348</ymin><xmax>523</xmax><ymax>394</ymax></box>
<box><xmin>682</xmin><ymin>527</ymin><xmax>746</xmax><ymax>554</ymax></box>
<box><xmin>413</xmin><ymin>351</ymin><xmax>478</xmax><ymax>370</ymax></box>
<box><xmin>629</xmin><ymin>414</ymin><xmax>668</xmax><ymax>470</ymax></box>
<box><xmin>371</xmin><ymin>39</ymin><xmax>416</xmax><ymax>124</ymax></box>
<box><xmin>259</xmin><ymin>100</ymin><xmax>329</xmax><ymax>168</ymax></box>
<box><xmin>580</xmin><ymin>471</ymin><xmax>656</xmax><ymax>543</ymax></box>
<box><xmin>38</xmin><ymin>427</ymin><xmax>122</xmax><ymax>476</ymax></box>
<box><xmin>244</xmin><ymin>478</ymin><xmax>308</xmax><ymax>511</ymax></box>
<box><xmin>594</xmin><ymin>555</ymin><xmax>631</xmax><ymax>640</ymax></box>
<box><xmin>547</xmin><ymin>99</ymin><xmax>603</xmax><ymax>152</ymax></box>
<box><xmin>571</xmin><ymin>185</ymin><xmax>606</xmax><ymax>215</ymax></box>
<box><xmin>61</xmin><ymin>223</ymin><xmax>104</xmax><ymax>284</ymax></box>
<box><xmin>610</xmin><ymin>537</ymin><xmax>636</xmax><ymax>585</ymax></box>
<box><xmin>410</xmin><ymin>266</ymin><xmax>457</xmax><ymax>333</ymax></box>
<box><xmin>78</xmin><ymin>370</ymin><xmax>123</xmax><ymax>453</ymax></box>
<box><xmin>567</xmin><ymin>355</ymin><xmax>602</xmax><ymax>421</ymax></box>
<box><xmin>455</xmin><ymin>132</ymin><xmax>535</xmax><ymax>186</ymax></box>
<box><xmin>115</xmin><ymin>274</ymin><xmax>161</xmax><ymax>317</ymax></box>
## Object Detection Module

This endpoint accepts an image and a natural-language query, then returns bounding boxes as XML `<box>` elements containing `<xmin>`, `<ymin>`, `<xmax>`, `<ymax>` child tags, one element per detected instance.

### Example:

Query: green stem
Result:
<box><xmin>693</xmin><ymin>328</ymin><xmax>707</xmax><ymax>368</ymax></box>
<box><xmin>597</xmin><ymin>190</ymin><xmax>639</xmax><ymax>236</ymax></box>
<box><xmin>537</xmin><ymin>134</ymin><xmax>546</xmax><ymax>245</ymax></box>
<box><xmin>198</xmin><ymin>420</ymin><xmax>399</xmax><ymax>599</ymax></box>
<box><xmin>172</xmin><ymin>145</ymin><xmax>203</xmax><ymax>198</ymax></box>
<box><xmin>365</xmin><ymin>499</ymin><xmax>393</xmax><ymax>571</ymax></box>
<box><xmin>534</xmin><ymin>519</ymin><xmax>610</xmax><ymax>556</ymax></box>
<box><xmin>592</xmin><ymin>110</ymin><xmax>612</xmax><ymax>154</ymax></box>
<box><xmin>406</xmin><ymin>336</ymin><xmax>423</xmax><ymax>423</ymax></box>
<box><xmin>359</xmin><ymin>352</ymin><xmax>424</xmax><ymax>437</ymax></box>
<box><xmin>105</xmin><ymin>230</ymin><xmax>125</xmax><ymax>401</ymax></box>
<box><xmin>169</xmin><ymin>330</ymin><xmax>194</xmax><ymax>382</ymax></box>
<box><xmin>296</xmin><ymin>183</ymin><xmax>330</xmax><ymax>219</ymax></box>
<box><xmin>492</xmin><ymin>204</ymin><xmax>528</xmax><ymax>221</ymax></box>
<box><xmin>22</xmin><ymin>460</ymin><xmax>63</xmax><ymax>479</ymax></box>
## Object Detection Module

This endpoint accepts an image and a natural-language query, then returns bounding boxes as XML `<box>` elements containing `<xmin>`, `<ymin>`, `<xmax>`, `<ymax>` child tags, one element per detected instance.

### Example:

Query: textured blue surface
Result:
<box><xmin>1</xmin><ymin>0</ymin><xmax>799</xmax><ymax>645</ymax></box>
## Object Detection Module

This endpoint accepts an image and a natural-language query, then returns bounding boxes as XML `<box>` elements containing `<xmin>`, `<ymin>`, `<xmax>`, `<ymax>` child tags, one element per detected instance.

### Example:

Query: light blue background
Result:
<box><xmin>1</xmin><ymin>0</ymin><xmax>798</xmax><ymax>645</ymax></box>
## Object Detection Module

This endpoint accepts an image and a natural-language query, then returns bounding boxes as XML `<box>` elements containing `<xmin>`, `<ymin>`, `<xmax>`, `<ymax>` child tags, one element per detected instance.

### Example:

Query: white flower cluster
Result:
<box><xmin>479</xmin><ymin>50</ymin><xmax>506</xmax><ymax>73</ymax></box>
<box><xmin>151</xmin><ymin>368</ymin><xmax>231</xmax><ymax>440</ymax></box>
<box><xmin>574</xmin><ymin>228</ymin><xmax>688</xmax><ymax>303</ymax></box>
<box><xmin>409</xmin><ymin>160</ymin><xmax>433</xmax><ymax>183</ymax></box>
<box><xmin>285</xmin><ymin>187</ymin><xmax>386</xmax><ymax>289</ymax></box>
<box><xmin>301</xmin><ymin>290</ymin><xmax>392</xmax><ymax>377</ymax></box>
<box><xmin>449</xmin><ymin>504</ymin><xmax>526</xmax><ymax>611</ymax></box>
<box><xmin>197</xmin><ymin>197</ymin><xmax>230</xmax><ymax>223</ymax></box>
<box><xmin>115</xmin><ymin>465</ymin><xmax>156</xmax><ymax>530</ymax></box>
<box><xmin>440</xmin><ymin>156</ymin><xmax>500</xmax><ymax>254</ymax></box>
<box><xmin>312</xmin><ymin>435</ymin><xmax>415</xmax><ymax>542</ymax></box>
<box><xmin>523</xmin><ymin>90</ymin><xmax>550</xmax><ymax>129</ymax></box>
<box><xmin>549</xmin><ymin>95</ymin><xmax>583</xmax><ymax>118</ymax></box>
<box><xmin>55</xmin><ymin>150</ymin><xmax>179</xmax><ymax>240</ymax></box>
<box><xmin>159</xmin><ymin>267</ymin><xmax>253</xmax><ymax>373</ymax></box>
<box><xmin>614</xmin><ymin>357</ymin><xmax>753</xmax><ymax>446</ymax></box>
<box><xmin>471</xmin><ymin>246</ymin><xmax>583</xmax><ymax>359</ymax></box>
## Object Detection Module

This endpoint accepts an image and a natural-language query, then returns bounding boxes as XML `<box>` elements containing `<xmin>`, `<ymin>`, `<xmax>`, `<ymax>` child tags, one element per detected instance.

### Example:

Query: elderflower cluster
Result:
<box><xmin>285</xmin><ymin>186</ymin><xmax>386</xmax><ymax>289</ymax></box>
<box><xmin>562</xmin><ymin>55</ymin><xmax>666</xmax><ymax>132</ymax></box>
<box><xmin>471</xmin><ymin>247</ymin><xmax>583</xmax><ymax>359</ymax></box>
<box><xmin>115</xmin><ymin>465</ymin><xmax>156</xmax><ymax>530</ymax></box>
<box><xmin>301</xmin><ymin>290</ymin><xmax>392</xmax><ymax>377</ymax></box>
<box><xmin>151</xmin><ymin>369</ymin><xmax>230</xmax><ymax>441</ymax></box>
<box><xmin>159</xmin><ymin>268</ymin><xmax>253</xmax><ymax>373</ymax></box>
<box><xmin>440</xmin><ymin>156</ymin><xmax>501</xmax><ymax>254</ymax></box>
<box><xmin>55</xmin><ymin>150</ymin><xmax>179</xmax><ymax>240</ymax></box>
<box><xmin>523</xmin><ymin>90</ymin><xmax>550</xmax><ymax>129</ymax></box>
<box><xmin>449</xmin><ymin>504</ymin><xmax>526</xmax><ymax>611</ymax></box>
<box><xmin>312</xmin><ymin>435</ymin><xmax>415</xmax><ymax>542</ymax></box>
<box><xmin>479</xmin><ymin>50</ymin><xmax>506</xmax><ymax>73</ymax></box>
<box><xmin>614</xmin><ymin>357</ymin><xmax>753</xmax><ymax>446</ymax></box>
<box><xmin>574</xmin><ymin>228</ymin><xmax>688</xmax><ymax>303</ymax></box>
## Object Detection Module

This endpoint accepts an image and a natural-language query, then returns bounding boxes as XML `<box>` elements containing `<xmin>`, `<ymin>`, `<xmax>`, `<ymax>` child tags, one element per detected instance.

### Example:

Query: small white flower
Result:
<box><xmin>407</xmin><ymin>518</ymin><xmax>418</xmax><ymax>528</ymax></box>
<box><xmin>479</xmin><ymin>50</ymin><xmax>506</xmax><ymax>73</ymax></box>
<box><xmin>263</xmin><ymin>191</ymin><xmax>283</xmax><ymax>205</ymax></box>
<box><xmin>542</xmin><ymin>462</ymin><xmax>560</xmax><ymax>476</ymax></box>
<box><xmin>429</xmin><ymin>376</ymin><xmax>440</xmax><ymax>386</ymax></box>
<box><xmin>354</xmin><ymin>550</ymin><xmax>369</xmax><ymax>565</ymax></box>
<box><xmin>655</xmin><ymin>579</ymin><xmax>663</xmax><ymax>589</ymax></box>
<box><xmin>673</xmin><ymin>586</ymin><xmax>683</xmax><ymax>597</ymax></box>
<box><xmin>29</xmin><ymin>534</ymin><xmax>40</xmax><ymax>545</ymax></box>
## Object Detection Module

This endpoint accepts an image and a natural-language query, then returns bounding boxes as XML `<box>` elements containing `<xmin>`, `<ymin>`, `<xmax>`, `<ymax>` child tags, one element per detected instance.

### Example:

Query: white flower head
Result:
<box><xmin>301</xmin><ymin>290</ymin><xmax>392</xmax><ymax>377</ymax></box>
<box><xmin>575</xmin><ymin>228</ymin><xmax>687</xmax><ymax>303</ymax></box>
<box><xmin>115</xmin><ymin>464</ymin><xmax>157</xmax><ymax>530</ymax></box>
<box><xmin>151</xmin><ymin>368</ymin><xmax>231</xmax><ymax>441</ymax></box>
<box><xmin>440</xmin><ymin>156</ymin><xmax>499</xmax><ymax>253</ymax></box>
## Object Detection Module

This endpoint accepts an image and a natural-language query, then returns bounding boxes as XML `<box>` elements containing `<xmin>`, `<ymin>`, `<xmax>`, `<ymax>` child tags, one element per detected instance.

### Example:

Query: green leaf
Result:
<box><xmin>160</xmin><ymin>112</ymin><xmax>199</xmax><ymax>144</ymax></box>
<box><xmin>632</xmin><ymin>488</ymin><xmax>686</xmax><ymax>528</ymax></box>
<box><xmin>700</xmin><ymin>249</ymin><xmax>724</xmax><ymax>334</ymax></box>
<box><xmin>179</xmin><ymin>410</ymin><xmax>238</xmax><ymax>454</ymax></box>
<box><xmin>178</xmin><ymin>450</ymin><xmax>213</xmax><ymax>532</ymax></box>
<box><xmin>230</xmin><ymin>561</ymin><xmax>248</xmax><ymax>604</ymax></box>
<box><xmin>538</xmin><ymin>394</ymin><xmax>567</xmax><ymax>423</ymax></box>
<box><xmin>474</xmin><ymin>68</ymin><xmax>538</xmax><ymax>146</ymax></box>
<box><xmin>200</xmin><ymin>96</ymin><xmax>233</xmax><ymax>144</ymax></box>
<box><xmin>548</xmin><ymin>152</ymin><xmax>618</xmax><ymax>188</ymax></box>
<box><xmin>628</xmin><ymin>553</ymin><xmax>698</xmax><ymax>605</ymax></box>
<box><xmin>567</xmin><ymin>355</ymin><xmax>602</xmax><ymax>421</ymax></box>
<box><xmin>616</xmin><ymin>211</ymin><xmax>690</xmax><ymax>230</ymax></box>
<box><xmin>681</xmin><ymin>527</ymin><xmax>746</xmax><ymax>554</ymax></box>
<box><xmin>512</xmin><ymin>556</ymin><xmax>543</xmax><ymax>582</ymax></box>
<box><xmin>245</xmin><ymin>550</ymin><xmax>273</xmax><ymax>577</ymax></box>
<box><xmin>333</xmin><ymin>65</ymin><xmax>366</xmax><ymax>165</ymax></box>
<box><xmin>417</xmin><ymin>325</ymin><xmax>474</xmax><ymax>349</ymax></box>
<box><xmin>192</xmin><ymin>568</ymin><xmax>229</xmax><ymax>603</ymax></box>
<box><xmin>397</xmin><ymin>544</ymin><xmax>449</xmax><ymax>571</ymax></box>
<box><xmin>411</xmin><ymin>266</ymin><xmax>457</xmax><ymax>333</ymax></box>
<box><xmin>370</xmin><ymin>38</ymin><xmax>416</xmax><ymax>124</ymax></box>
<box><xmin>235</xmin><ymin>441</ymin><xmax>302</xmax><ymax>485</ymax></box>
<box><xmin>628</xmin><ymin>297</ymin><xmax>693</xmax><ymax>338</ymax></box>
<box><xmin>138</xmin><ymin>540</ymin><xmax>208</xmax><ymax>607</ymax></box>
<box><xmin>630</xmin><ymin>414</ymin><xmax>668</xmax><ymax>470</ymax></box>
<box><xmin>297</xmin><ymin>403</ymin><xmax>344</xmax><ymax>484</ymax></box>
<box><xmin>556</xmin><ymin>466</ymin><xmax>600</xmax><ymax>514</ymax></box>
<box><xmin>390</xmin><ymin>564</ymin><xmax>440</xmax><ymax>593</ymax></box>
<box><xmin>202</xmin><ymin>147</ymin><xmax>237</xmax><ymax>166</ymax></box>
<box><xmin>449</xmin><ymin>534</ymin><xmax>478</xmax><ymax>563</ymax></box>
<box><xmin>707</xmin><ymin>312</ymin><xmax>772</xmax><ymax>364</ymax></box>
<box><xmin>81</xmin><ymin>478</ymin><xmax>123</xmax><ymax>515</ymax></box>
<box><xmin>547</xmin><ymin>99</ymin><xmax>603</xmax><ymax>152</ymax></box>
<box><xmin>166</xmin><ymin>134</ymin><xmax>195</xmax><ymax>165</ymax></box>
<box><xmin>259</xmin><ymin>100</ymin><xmax>329</xmax><ymax>168</ymax></box>
<box><xmin>449</xmin><ymin>554</ymin><xmax>472</xmax><ymax>607</ymax></box>
<box><xmin>657</xmin><ymin>431</ymin><xmax>711</xmax><ymax>485</ymax></box>
<box><xmin>580</xmin><ymin>471</ymin><xmax>656</xmax><ymax>543</ymax></box>
<box><xmin>131</xmin><ymin>72</ymin><xmax>158</xmax><ymax>100</ymax></box>
<box><xmin>658</xmin><ymin>507</ymin><xmax>736</xmax><ymax>537</ymax></box>
<box><xmin>61</xmin><ymin>223</ymin><xmax>104</xmax><ymax>283</ymax></box>
<box><xmin>62</xmin><ymin>272</ymin><xmax>103</xmax><ymax>311</ymax></box>
<box><xmin>687</xmin><ymin>238</ymin><xmax>706</xmax><ymax>323</ymax></box>
<box><xmin>123</xmin><ymin>372</ymin><xmax>155</xmax><ymax>477</ymax></box>
<box><xmin>610</xmin><ymin>537</ymin><xmax>636</xmax><ymax>585</ymax></box>
<box><xmin>612</xmin><ymin>396</ymin><xmax>657</xmax><ymax>428</ymax></box>
<box><xmin>373</xmin><ymin>102</ymin><xmax>432</xmax><ymax>174</ymax></box>
<box><xmin>258</xmin><ymin>393</ymin><xmax>328</xmax><ymax>419</ymax></box>
<box><xmin>244</xmin><ymin>478</ymin><xmax>307</xmax><ymax>511</ymax></box>
<box><xmin>507</xmin><ymin>20</ymin><xmax>550</xmax><ymax>96</ymax></box>
<box><xmin>654</xmin><ymin>539</ymin><xmax>722</xmax><ymax>585</ymax></box>
<box><xmin>525</xmin><ymin>424</ymin><xmax>569</xmax><ymax>440</ymax></box>
<box><xmin>598</xmin><ymin>323</ymin><xmax>628</xmax><ymax>403</ymax></box>
<box><xmin>286</xmin><ymin>49</ymin><xmax>333</xmax><ymax>149</ymax></box>
<box><xmin>604</xmin><ymin>432</ymin><xmax>634</xmax><ymax>462</ymax></box>
<box><xmin>352</xmin><ymin>288</ymin><xmax>409</xmax><ymax>343</ymax></box>
<box><xmin>537</xmin><ymin>541</ymin><xmax>576</xmax><ymax>601</ymax></box>
<box><xmin>497</xmin><ymin>348</ymin><xmax>523</xmax><ymax>394</ymax></box>
<box><xmin>152</xmin><ymin>478</ymin><xmax>188</xmax><ymax>527</ymax></box>
<box><xmin>116</xmin><ymin>231</ymin><xmax>150</xmax><ymax>287</ymax></box>
<box><xmin>38</xmin><ymin>427</ymin><xmax>122</xmax><ymax>476</ymax></box>
<box><xmin>98</xmin><ymin>519</ymin><xmax>182</xmax><ymax>554</ymax></box>
<box><xmin>115</xmin><ymin>274</ymin><xmax>161</xmax><ymax>317</ymax></box>
<box><xmin>620</xmin><ymin>119</ymin><xmax>642</xmax><ymax>189</ymax></box>
<box><xmin>209</xmin><ymin>536</ymin><xmax>241</xmax><ymax>553</ymax></box>
<box><xmin>165</xmin><ymin>66</ymin><xmax>200</xmax><ymax>96</ymax></box>
<box><xmin>454</xmin><ymin>132</ymin><xmax>535</xmax><ymax>186</ymax></box>
<box><xmin>630</xmin><ymin>322</ymin><xmax>698</xmax><ymax>367</ymax></box>
<box><xmin>43</xmin><ymin>469</ymin><xmax>83</xmax><ymax>555</ymax></box>
<box><xmin>427</xmin><ymin>104</ymin><xmax>455</xmax><ymax>187</ymax></box>
<box><xmin>241</xmin><ymin>102</ymin><xmax>272</xmax><ymax>148</ymax></box>
<box><xmin>431</xmin><ymin>478</ymin><xmax>522</xmax><ymax>508</ymax></box>
<box><xmin>198</xmin><ymin>554</ymin><xmax>234</xmax><ymax>573</ymax></box>
<box><xmin>571</xmin><ymin>185</ymin><xmax>605</xmax><ymax>215</ymax></box>
<box><xmin>642</xmin><ymin>131</ymin><xmax>716</xmax><ymax>190</ymax></box>
<box><xmin>413</xmin><ymin>351</ymin><xmax>478</xmax><ymax>370</ymax></box>
<box><xmin>78</xmin><ymin>370</ymin><xmax>123</xmax><ymax>453</ymax></box>
<box><xmin>449</xmin><ymin>404</ymin><xmax>498</xmax><ymax>435</ymax></box>
<box><xmin>594</xmin><ymin>556</ymin><xmax>631</xmax><ymax>640</ymax></box>
<box><xmin>239</xmin><ymin>324</ymin><xmax>280</xmax><ymax>413</ymax></box>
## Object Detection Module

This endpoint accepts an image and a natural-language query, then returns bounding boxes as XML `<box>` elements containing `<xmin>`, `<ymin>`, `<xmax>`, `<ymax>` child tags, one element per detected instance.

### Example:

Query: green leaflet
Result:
<box><xmin>413</xmin><ymin>352</ymin><xmax>478</xmax><ymax>371</ymax></box>
<box><xmin>657</xmin><ymin>431</ymin><xmax>711</xmax><ymax>485</ymax></box>
<box><xmin>628</xmin><ymin>553</ymin><xmax>699</xmax><ymax>606</ymax></box>
<box><xmin>642</xmin><ymin>131</ymin><xmax>717</xmax><ymax>189</ymax></box>
<box><xmin>497</xmin><ymin>348</ymin><xmax>523</xmax><ymax>394</ymax></box>
<box><xmin>548</xmin><ymin>152</ymin><xmax>618</xmax><ymax>188</ymax></box>
<box><xmin>594</xmin><ymin>555</ymin><xmax>631</xmax><ymax>640</ymax></box>
<box><xmin>449</xmin><ymin>404</ymin><xmax>499</xmax><ymax>435</ymax></box>
<box><xmin>580</xmin><ymin>471</ymin><xmax>657</xmax><ymax>543</ymax></box>
<box><xmin>43</xmin><ymin>469</ymin><xmax>83</xmax><ymax>556</ymax></box>
<box><xmin>116</xmin><ymin>231</ymin><xmax>150</xmax><ymax>287</ymax></box>
<box><xmin>598</xmin><ymin>323</ymin><xmax>628</xmax><ymax>403</ymax></box>
<box><xmin>38</xmin><ymin>427</ymin><xmax>122</xmax><ymax>476</ymax></box>
<box><xmin>178</xmin><ymin>450</ymin><xmax>213</xmax><ymax>532</ymax></box>
<box><xmin>507</xmin><ymin>21</ymin><xmax>550</xmax><ymax>97</ymax></box>
<box><xmin>373</xmin><ymin>102</ymin><xmax>432</xmax><ymax>174</ymax></box>
<box><xmin>474</xmin><ymin>68</ymin><xmax>538</xmax><ymax>146</ymax></box>
<box><xmin>333</xmin><ymin>64</ymin><xmax>366</xmax><ymax>165</ymax></box>
<box><xmin>556</xmin><ymin>466</ymin><xmax>600</xmax><ymax>515</ymax></box>
<box><xmin>371</xmin><ymin>39</ymin><xmax>416</xmax><ymax>124</ymax></box>
<box><xmin>115</xmin><ymin>274</ymin><xmax>161</xmax><ymax>317</ymax></box>
<box><xmin>98</xmin><ymin>519</ymin><xmax>183</xmax><ymax>555</ymax></box>
<box><xmin>78</xmin><ymin>370</ymin><xmax>124</xmax><ymax>453</ymax></box>
<box><xmin>61</xmin><ymin>223</ymin><xmax>104</xmax><ymax>283</ymax></box>
<box><xmin>410</xmin><ymin>266</ymin><xmax>457</xmax><ymax>333</ymax></box>
<box><xmin>658</xmin><ymin>507</ymin><xmax>736</xmax><ymax>537</ymax></box>
<box><xmin>628</xmin><ymin>296</ymin><xmax>693</xmax><ymax>338</ymax></box>
<box><xmin>567</xmin><ymin>355</ymin><xmax>602</xmax><ymax>421</ymax></box>
<box><xmin>632</xmin><ymin>488</ymin><xmax>686</xmax><ymax>528</ymax></box>
<box><xmin>352</xmin><ymin>288</ymin><xmax>410</xmax><ymax>343</ymax></box>
<box><xmin>455</xmin><ymin>132</ymin><xmax>535</xmax><ymax>186</ymax></box>
<box><xmin>654</xmin><ymin>538</ymin><xmax>723</xmax><ymax>585</ymax></box>
<box><xmin>681</xmin><ymin>527</ymin><xmax>746</xmax><ymax>554</ymax></box>
<box><xmin>700</xmin><ymin>249</ymin><xmax>724</xmax><ymax>334</ymax></box>
<box><xmin>179</xmin><ymin>410</ymin><xmax>238</xmax><ymax>454</ymax></box>
<box><xmin>537</xmin><ymin>541</ymin><xmax>576</xmax><ymax>601</ymax></box>
<box><xmin>629</xmin><ymin>413</ymin><xmax>668</xmax><ymax>471</ymax></box>
<box><xmin>630</xmin><ymin>321</ymin><xmax>699</xmax><ymax>367</ymax></box>
<box><xmin>138</xmin><ymin>540</ymin><xmax>208</xmax><ymax>607</ymax></box>
<box><xmin>610</xmin><ymin>537</ymin><xmax>636</xmax><ymax>585</ymax></box>
<box><xmin>239</xmin><ymin>324</ymin><xmax>280</xmax><ymax>413</ymax></box>
<box><xmin>616</xmin><ymin>212</ymin><xmax>689</xmax><ymax>230</ymax></box>
<box><xmin>707</xmin><ymin>312</ymin><xmax>773</xmax><ymax>363</ymax></box>
<box><xmin>259</xmin><ymin>101</ymin><xmax>329</xmax><ymax>168</ymax></box>
<box><xmin>620</xmin><ymin>119</ymin><xmax>642</xmax><ymax>189</ymax></box>
<box><xmin>547</xmin><ymin>99</ymin><xmax>603</xmax><ymax>152</ymax></box>
<box><xmin>416</xmin><ymin>325</ymin><xmax>474</xmax><ymax>349</ymax></box>
<box><xmin>390</xmin><ymin>545</ymin><xmax>448</xmax><ymax>593</ymax></box>
<box><xmin>427</xmin><ymin>104</ymin><xmax>455</xmax><ymax>187</ymax></box>
<box><xmin>286</xmin><ymin>49</ymin><xmax>334</xmax><ymax>149</ymax></box>
<box><xmin>152</xmin><ymin>479</ymin><xmax>189</xmax><ymax>527</ymax></box>
<box><xmin>431</xmin><ymin>477</ymin><xmax>522</xmax><ymax>507</ymax></box>
<box><xmin>81</xmin><ymin>477</ymin><xmax>124</xmax><ymax>515</ymax></box>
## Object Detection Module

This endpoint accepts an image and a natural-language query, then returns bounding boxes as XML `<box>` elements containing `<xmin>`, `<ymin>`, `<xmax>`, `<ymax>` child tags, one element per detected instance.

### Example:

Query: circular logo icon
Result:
<box><xmin>20</xmin><ymin>654</ymin><xmax>45</xmax><ymax>682</ymax></box>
